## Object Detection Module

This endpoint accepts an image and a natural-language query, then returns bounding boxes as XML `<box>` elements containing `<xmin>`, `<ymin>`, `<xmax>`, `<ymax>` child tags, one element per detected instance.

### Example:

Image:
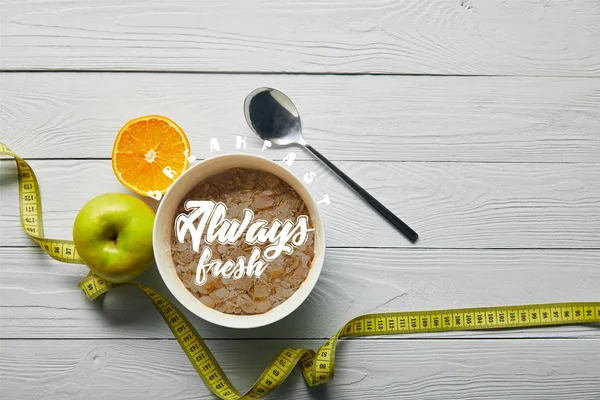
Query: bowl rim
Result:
<box><xmin>152</xmin><ymin>153</ymin><xmax>326</xmax><ymax>329</ymax></box>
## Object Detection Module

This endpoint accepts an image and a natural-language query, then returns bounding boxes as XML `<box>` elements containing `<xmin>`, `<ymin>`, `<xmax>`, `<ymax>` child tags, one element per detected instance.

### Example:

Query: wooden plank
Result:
<box><xmin>2</xmin><ymin>73</ymin><xmax>600</xmax><ymax>162</ymax></box>
<box><xmin>1</xmin><ymin>0</ymin><xmax>599</xmax><ymax>75</ymax></box>
<box><xmin>1</xmin><ymin>338</ymin><xmax>599</xmax><ymax>399</ymax></box>
<box><xmin>2</xmin><ymin>159</ymin><xmax>599</xmax><ymax>248</ymax></box>
<box><xmin>1</xmin><ymin>247</ymin><xmax>598</xmax><ymax>339</ymax></box>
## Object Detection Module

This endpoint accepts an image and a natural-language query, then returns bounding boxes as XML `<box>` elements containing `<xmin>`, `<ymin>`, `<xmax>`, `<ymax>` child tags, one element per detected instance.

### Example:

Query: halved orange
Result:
<box><xmin>112</xmin><ymin>115</ymin><xmax>190</xmax><ymax>197</ymax></box>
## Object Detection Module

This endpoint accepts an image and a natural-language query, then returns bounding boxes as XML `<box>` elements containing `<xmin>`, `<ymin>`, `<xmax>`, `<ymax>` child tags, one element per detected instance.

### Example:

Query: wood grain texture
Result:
<box><xmin>1</xmin><ymin>339</ymin><xmax>599</xmax><ymax>399</ymax></box>
<box><xmin>1</xmin><ymin>0</ymin><xmax>600</xmax><ymax>75</ymax></box>
<box><xmin>2</xmin><ymin>0</ymin><xmax>600</xmax><ymax>397</ymax></box>
<box><xmin>1</xmin><ymin>247</ymin><xmax>598</xmax><ymax>339</ymax></box>
<box><xmin>2</xmin><ymin>73</ymin><xmax>600</xmax><ymax>162</ymax></box>
<box><xmin>2</xmin><ymin>159</ymin><xmax>599</xmax><ymax>248</ymax></box>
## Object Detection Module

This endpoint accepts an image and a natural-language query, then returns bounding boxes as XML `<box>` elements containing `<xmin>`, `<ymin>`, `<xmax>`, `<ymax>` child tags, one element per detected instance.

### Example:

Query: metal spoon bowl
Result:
<box><xmin>244</xmin><ymin>87</ymin><xmax>418</xmax><ymax>243</ymax></box>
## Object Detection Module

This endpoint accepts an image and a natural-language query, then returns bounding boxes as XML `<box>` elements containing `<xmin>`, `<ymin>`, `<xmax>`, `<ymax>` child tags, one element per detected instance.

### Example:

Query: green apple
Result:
<box><xmin>73</xmin><ymin>193</ymin><xmax>155</xmax><ymax>283</ymax></box>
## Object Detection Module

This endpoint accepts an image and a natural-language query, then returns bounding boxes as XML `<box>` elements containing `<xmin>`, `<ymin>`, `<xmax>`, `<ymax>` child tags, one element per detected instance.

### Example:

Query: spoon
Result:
<box><xmin>243</xmin><ymin>87</ymin><xmax>419</xmax><ymax>243</ymax></box>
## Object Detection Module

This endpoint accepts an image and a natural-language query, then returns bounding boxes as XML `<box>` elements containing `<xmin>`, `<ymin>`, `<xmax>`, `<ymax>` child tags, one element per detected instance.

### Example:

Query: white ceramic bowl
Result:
<box><xmin>153</xmin><ymin>154</ymin><xmax>326</xmax><ymax>329</ymax></box>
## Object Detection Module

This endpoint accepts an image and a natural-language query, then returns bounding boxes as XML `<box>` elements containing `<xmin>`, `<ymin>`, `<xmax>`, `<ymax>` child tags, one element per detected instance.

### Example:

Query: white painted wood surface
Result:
<box><xmin>2</xmin><ymin>247</ymin><xmax>599</xmax><ymax>339</ymax></box>
<box><xmin>2</xmin><ymin>74</ymin><xmax>600</xmax><ymax>162</ymax></box>
<box><xmin>1</xmin><ymin>0</ymin><xmax>600</xmax><ymax>75</ymax></box>
<box><xmin>2</xmin><ymin>339</ymin><xmax>600</xmax><ymax>399</ymax></box>
<box><xmin>1</xmin><ymin>0</ymin><xmax>600</xmax><ymax>399</ymax></box>
<box><xmin>0</xmin><ymin>248</ymin><xmax>600</xmax><ymax>339</ymax></box>
<box><xmin>2</xmin><ymin>160</ymin><xmax>600</xmax><ymax>248</ymax></box>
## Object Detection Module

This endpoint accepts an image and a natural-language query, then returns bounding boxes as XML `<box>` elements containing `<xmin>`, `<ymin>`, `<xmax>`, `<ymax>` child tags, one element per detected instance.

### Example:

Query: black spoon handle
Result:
<box><xmin>305</xmin><ymin>144</ymin><xmax>418</xmax><ymax>243</ymax></box>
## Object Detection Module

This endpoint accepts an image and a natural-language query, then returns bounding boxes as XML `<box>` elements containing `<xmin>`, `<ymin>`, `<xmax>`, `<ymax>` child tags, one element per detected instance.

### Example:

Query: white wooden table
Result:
<box><xmin>1</xmin><ymin>1</ymin><xmax>599</xmax><ymax>398</ymax></box>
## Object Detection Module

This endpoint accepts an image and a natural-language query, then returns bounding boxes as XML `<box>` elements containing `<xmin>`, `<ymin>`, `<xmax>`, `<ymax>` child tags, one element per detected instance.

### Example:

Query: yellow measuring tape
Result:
<box><xmin>2</xmin><ymin>141</ymin><xmax>599</xmax><ymax>400</ymax></box>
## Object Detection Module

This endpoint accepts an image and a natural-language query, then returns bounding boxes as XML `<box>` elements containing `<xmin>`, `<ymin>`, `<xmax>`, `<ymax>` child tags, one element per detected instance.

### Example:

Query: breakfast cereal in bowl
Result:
<box><xmin>153</xmin><ymin>154</ymin><xmax>325</xmax><ymax>329</ymax></box>
<box><xmin>171</xmin><ymin>168</ymin><xmax>315</xmax><ymax>315</ymax></box>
